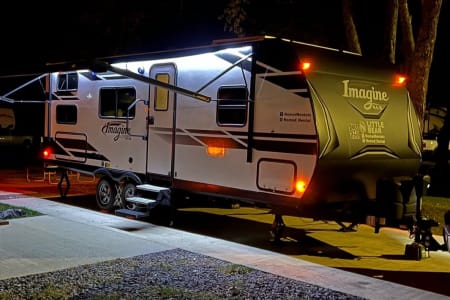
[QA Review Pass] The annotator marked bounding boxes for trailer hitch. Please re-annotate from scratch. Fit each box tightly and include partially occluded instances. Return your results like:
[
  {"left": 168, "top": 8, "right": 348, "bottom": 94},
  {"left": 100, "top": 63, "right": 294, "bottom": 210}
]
[{"left": 405, "top": 216, "right": 445, "bottom": 260}]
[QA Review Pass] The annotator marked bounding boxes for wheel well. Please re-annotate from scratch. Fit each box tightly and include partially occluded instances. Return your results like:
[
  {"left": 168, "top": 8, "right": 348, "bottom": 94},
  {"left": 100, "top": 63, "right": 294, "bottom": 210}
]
[{"left": 93, "top": 168, "right": 142, "bottom": 185}]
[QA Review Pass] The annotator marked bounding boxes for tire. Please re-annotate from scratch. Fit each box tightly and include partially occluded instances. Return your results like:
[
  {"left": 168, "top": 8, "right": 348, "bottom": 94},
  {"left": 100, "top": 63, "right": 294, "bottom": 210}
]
[
  {"left": 442, "top": 225, "right": 450, "bottom": 252},
  {"left": 122, "top": 182, "right": 137, "bottom": 210},
  {"left": 96, "top": 177, "right": 116, "bottom": 211},
  {"left": 445, "top": 210, "right": 450, "bottom": 252}
]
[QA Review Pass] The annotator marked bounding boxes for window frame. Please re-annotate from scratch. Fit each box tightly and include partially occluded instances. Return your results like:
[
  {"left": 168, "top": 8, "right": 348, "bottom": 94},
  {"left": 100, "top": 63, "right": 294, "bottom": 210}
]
[{"left": 57, "top": 72, "right": 78, "bottom": 92}]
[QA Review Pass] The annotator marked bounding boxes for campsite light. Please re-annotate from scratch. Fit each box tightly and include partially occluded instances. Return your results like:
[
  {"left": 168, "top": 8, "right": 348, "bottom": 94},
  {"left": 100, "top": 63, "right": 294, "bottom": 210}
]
[
  {"left": 295, "top": 180, "right": 306, "bottom": 193},
  {"left": 206, "top": 146, "right": 225, "bottom": 157},
  {"left": 393, "top": 74, "right": 407, "bottom": 87}
]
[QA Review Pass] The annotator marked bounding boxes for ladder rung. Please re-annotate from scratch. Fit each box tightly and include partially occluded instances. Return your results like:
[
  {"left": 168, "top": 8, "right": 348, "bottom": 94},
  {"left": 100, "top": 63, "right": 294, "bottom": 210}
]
[
  {"left": 126, "top": 196, "right": 156, "bottom": 205},
  {"left": 136, "top": 184, "right": 169, "bottom": 193},
  {"left": 115, "top": 208, "right": 149, "bottom": 218}
]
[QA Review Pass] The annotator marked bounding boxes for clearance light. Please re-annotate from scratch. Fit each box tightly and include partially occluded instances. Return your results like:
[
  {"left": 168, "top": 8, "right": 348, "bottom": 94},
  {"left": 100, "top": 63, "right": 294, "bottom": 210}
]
[
  {"left": 299, "top": 59, "right": 312, "bottom": 72},
  {"left": 206, "top": 146, "right": 225, "bottom": 157},
  {"left": 296, "top": 180, "right": 306, "bottom": 193},
  {"left": 393, "top": 74, "right": 407, "bottom": 87},
  {"left": 42, "top": 147, "right": 52, "bottom": 159}
]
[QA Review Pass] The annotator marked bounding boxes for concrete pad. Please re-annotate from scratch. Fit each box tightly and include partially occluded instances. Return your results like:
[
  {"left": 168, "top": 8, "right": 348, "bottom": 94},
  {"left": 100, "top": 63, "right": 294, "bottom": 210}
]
[{"left": 0, "top": 192, "right": 448, "bottom": 300}]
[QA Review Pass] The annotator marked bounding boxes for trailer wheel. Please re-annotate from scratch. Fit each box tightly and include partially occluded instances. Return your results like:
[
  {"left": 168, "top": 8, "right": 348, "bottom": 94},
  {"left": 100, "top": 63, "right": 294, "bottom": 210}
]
[
  {"left": 96, "top": 177, "right": 116, "bottom": 211},
  {"left": 122, "top": 182, "right": 137, "bottom": 210}
]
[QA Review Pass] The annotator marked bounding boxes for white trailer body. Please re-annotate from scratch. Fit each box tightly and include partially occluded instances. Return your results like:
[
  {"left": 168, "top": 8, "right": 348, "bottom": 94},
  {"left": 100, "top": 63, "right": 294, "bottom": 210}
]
[{"left": 40, "top": 36, "right": 422, "bottom": 229}]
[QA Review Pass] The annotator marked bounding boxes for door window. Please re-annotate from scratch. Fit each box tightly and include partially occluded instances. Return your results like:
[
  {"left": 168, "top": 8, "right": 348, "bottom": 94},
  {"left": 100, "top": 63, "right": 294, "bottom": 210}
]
[{"left": 154, "top": 73, "right": 170, "bottom": 111}]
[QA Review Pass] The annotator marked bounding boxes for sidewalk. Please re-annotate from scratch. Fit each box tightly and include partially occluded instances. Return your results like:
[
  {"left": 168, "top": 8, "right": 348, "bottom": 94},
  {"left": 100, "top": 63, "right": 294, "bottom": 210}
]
[{"left": 1, "top": 191, "right": 448, "bottom": 300}]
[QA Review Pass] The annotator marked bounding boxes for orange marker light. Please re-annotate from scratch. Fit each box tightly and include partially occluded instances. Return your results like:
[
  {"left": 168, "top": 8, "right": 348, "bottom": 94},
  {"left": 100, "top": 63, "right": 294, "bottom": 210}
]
[
  {"left": 296, "top": 180, "right": 306, "bottom": 193},
  {"left": 300, "top": 60, "right": 312, "bottom": 72},
  {"left": 393, "top": 74, "right": 407, "bottom": 87},
  {"left": 206, "top": 146, "right": 225, "bottom": 157}
]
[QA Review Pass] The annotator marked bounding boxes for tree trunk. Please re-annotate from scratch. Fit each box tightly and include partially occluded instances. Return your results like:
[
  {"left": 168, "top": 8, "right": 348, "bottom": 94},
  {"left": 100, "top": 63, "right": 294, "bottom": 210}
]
[
  {"left": 398, "top": 0, "right": 442, "bottom": 129},
  {"left": 398, "top": 0, "right": 415, "bottom": 72},
  {"left": 342, "top": 0, "right": 361, "bottom": 54},
  {"left": 383, "top": 0, "right": 398, "bottom": 64},
  {"left": 407, "top": 0, "right": 442, "bottom": 123}
]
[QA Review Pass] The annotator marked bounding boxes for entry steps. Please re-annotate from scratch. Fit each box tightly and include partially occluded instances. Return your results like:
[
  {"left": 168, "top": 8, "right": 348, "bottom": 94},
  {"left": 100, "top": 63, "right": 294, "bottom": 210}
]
[{"left": 115, "top": 184, "right": 170, "bottom": 220}]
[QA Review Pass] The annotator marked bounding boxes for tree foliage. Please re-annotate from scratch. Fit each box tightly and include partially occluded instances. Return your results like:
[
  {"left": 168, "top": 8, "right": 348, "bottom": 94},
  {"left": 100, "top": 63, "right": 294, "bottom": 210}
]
[
  {"left": 220, "top": 0, "right": 250, "bottom": 37},
  {"left": 221, "top": 0, "right": 442, "bottom": 125}
]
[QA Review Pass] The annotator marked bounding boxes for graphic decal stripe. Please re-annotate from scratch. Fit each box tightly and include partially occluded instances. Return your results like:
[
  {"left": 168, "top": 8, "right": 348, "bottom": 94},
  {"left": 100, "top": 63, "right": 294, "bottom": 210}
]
[
  {"left": 251, "top": 139, "right": 317, "bottom": 155},
  {"left": 56, "top": 137, "right": 97, "bottom": 151},
  {"left": 175, "top": 135, "right": 203, "bottom": 146},
  {"left": 164, "top": 127, "right": 319, "bottom": 155},
  {"left": 254, "top": 64, "right": 274, "bottom": 74},
  {"left": 185, "top": 129, "right": 228, "bottom": 135},
  {"left": 258, "top": 73, "right": 308, "bottom": 90},
  {"left": 51, "top": 92, "right": 80, "bottom": 100},
  {"left": 169, "top": 128, "right": 308, "bottom": 139},
  {"left": 172, "top": 134, "right": 316, "bottom": 154},
  {"left": 215, "top": 52, "right": 252, "bottom": 72},
  {"left": 228, "top": 131, "right": 317, "bottom": 140},
  {"left": 70, "top": 151, "right": 109, "bottom": 161}
]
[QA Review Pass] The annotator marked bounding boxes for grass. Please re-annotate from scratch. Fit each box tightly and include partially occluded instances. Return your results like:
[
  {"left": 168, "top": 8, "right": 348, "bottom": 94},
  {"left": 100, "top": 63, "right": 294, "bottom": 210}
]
[
  {"left": 220, "top": 263, "right": 253, "bottom": 275},
  {"left": 0, "top": 202, "right": 42, "bottom": 218},
  {"left": 422, "top": 196, "right": 450, "bottom": 236}
]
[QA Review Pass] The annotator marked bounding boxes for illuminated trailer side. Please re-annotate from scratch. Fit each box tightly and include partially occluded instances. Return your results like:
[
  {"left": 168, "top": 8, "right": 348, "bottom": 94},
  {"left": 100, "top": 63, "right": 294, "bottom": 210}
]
[{"left": 22, "top": 36, "right": 435, "bottom": 252}]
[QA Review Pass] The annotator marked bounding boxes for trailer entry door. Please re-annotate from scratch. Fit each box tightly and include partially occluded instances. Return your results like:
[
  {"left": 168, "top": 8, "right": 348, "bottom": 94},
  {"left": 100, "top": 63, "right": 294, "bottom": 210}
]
[{"left": 147, "top": 64, "right": 176, "bottom": 178}]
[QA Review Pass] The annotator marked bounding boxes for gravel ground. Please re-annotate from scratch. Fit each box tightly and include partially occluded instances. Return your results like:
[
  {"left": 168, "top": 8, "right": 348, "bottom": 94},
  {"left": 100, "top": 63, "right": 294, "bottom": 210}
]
[{"left": 0, "top": 248, "right": 364, "bottom": 300}]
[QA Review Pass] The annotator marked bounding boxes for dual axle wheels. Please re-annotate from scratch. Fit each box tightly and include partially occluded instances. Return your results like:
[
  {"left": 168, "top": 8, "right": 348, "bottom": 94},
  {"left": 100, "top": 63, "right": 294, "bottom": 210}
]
[{"left": 95, "top": 177, "right": 136, "bottom": 211}]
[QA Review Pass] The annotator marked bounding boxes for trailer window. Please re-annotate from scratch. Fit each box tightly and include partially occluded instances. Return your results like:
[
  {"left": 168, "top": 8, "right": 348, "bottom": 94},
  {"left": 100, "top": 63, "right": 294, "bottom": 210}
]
[
  {"left": 154, "top": 73, "right": 169, "bottom": 111},
  {"left": 57, "top": 73, "right": 78, "bottom": 91},
  {"left": 217, "top": 86, "right": 248, "bottom": 126},
  {"left": 99, "top": 87, "right": 136, "bottom": 118},
  {"left": 56, "top": 105, "right": 77, "bottom": 124}
]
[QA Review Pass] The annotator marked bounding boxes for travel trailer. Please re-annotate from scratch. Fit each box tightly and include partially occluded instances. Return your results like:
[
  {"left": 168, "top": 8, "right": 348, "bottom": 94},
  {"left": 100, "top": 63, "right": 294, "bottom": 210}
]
[{"left": 2, "top": 36, "right": 444, "bottom": 252}]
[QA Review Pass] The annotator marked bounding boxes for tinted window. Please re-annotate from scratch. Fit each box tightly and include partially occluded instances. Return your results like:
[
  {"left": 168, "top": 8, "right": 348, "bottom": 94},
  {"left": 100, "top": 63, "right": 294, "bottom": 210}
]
[
  {"left": 154, "top": 73, "right": 170, "bottom": 111},
  {"left": 57, "top": 73, "right": 78, "bottom": 91},
  {"left": 99, "top": 87, "right": 136, "bottom": 118},
  {"left": 217, "top": 86, "right": 248, "bottom": 126},
  {"left": 56, "top": 105, "right": 77, "bottom": 124}
]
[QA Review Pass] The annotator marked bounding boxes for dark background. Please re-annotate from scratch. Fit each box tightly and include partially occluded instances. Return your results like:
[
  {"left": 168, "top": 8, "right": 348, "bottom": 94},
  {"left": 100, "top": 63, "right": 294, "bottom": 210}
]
[
  {"left": 0, "top": 1, "right": 448, "bottom": 166},
  {"left": 0, "top": 1, "right": 447, "bottom": 101},
  {"left": 0, "top": 1, "right": 230, "bottom": 75}
]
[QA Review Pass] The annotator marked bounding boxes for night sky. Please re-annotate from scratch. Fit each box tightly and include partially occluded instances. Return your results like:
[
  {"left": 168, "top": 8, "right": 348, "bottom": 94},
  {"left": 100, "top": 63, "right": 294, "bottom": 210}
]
[
  {"left": 0, "top": 1, "right": 230, "bottom": 74},
  {"left": 0, "top": 1, "right": 447, "bottom": 104}
]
